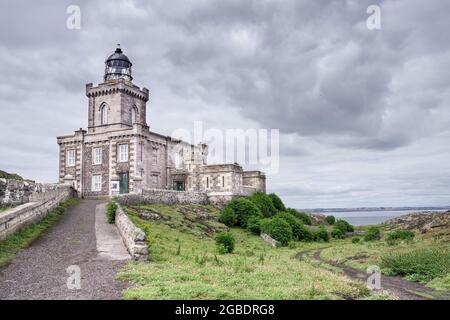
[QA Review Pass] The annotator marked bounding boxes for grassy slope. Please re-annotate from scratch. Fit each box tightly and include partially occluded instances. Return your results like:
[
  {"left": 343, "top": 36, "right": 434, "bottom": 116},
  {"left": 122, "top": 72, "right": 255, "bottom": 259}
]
[
  {"left": 0, "top": 198, "right": 79, "bottom": 267},
  {"left": 320, "top": 226, "right": 450, "bottom": 290},
  {"left": 118, "top": 204, "right": 392, "bottom": 300}
]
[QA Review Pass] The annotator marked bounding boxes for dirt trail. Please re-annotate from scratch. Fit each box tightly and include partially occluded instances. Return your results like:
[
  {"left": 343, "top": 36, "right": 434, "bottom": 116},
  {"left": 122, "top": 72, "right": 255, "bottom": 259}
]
[{"left": 297, "top": 249, "right": 449, "bottom": 300}]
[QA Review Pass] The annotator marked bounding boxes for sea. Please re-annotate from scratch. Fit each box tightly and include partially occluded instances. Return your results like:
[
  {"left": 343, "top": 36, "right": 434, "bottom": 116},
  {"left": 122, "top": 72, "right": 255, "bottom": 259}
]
[{"left": 311, "top": 209, "right": 449, "bottom": 226}]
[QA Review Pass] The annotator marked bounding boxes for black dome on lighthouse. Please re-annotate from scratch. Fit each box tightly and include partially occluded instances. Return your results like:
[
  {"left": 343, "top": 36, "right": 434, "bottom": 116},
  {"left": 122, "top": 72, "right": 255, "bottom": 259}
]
[{"left": 104, "top": 45, "right": 133, "bottom": 82}]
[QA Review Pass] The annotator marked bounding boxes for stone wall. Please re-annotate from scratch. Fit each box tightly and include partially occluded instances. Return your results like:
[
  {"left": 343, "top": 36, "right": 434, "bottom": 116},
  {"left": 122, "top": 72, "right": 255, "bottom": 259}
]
[
  {"left": 115, "top": 204, "right": 148, "bottom": 260},
  {"left": 117, "top": 189, "right": 208, "bottom": 206},
  {"left": 0, "top": 179, "right": 65, "bottom": 207},
  {"left": 0, "top": 185, "right": 73, "bottom": 240}
]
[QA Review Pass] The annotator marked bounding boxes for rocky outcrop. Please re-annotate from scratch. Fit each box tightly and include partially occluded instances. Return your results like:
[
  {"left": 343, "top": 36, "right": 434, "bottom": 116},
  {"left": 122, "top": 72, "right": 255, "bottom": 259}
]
[
  {"left": 309, "top": 213, "right": 329, "bottom": 226},
  {"left": 385, "top": 211, "right": 450, "bottom": 233}
]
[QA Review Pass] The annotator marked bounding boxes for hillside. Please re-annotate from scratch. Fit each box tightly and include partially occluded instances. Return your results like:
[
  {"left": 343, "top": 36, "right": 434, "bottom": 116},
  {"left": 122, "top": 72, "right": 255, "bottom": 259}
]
[{"left": 118, "top": 204, "right": 391, "bottom": 300}]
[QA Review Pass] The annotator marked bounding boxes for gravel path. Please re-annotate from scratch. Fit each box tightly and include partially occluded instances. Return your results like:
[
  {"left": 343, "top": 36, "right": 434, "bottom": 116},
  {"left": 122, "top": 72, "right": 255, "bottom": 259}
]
[{"left": 0, "top": 199, "right": 130, "bottom": 300}]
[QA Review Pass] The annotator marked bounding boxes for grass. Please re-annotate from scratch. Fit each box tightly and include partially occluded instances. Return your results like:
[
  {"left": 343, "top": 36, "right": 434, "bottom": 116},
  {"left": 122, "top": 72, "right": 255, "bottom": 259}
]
[
  {"left": 320, "top": 226, "right": 450, "bottom": 291},
  {"left": 118, "top": 204, "right": 389, "bottom": 300},
  {"left": 0, "top": 197, "right": 79, "bottom": 267}
]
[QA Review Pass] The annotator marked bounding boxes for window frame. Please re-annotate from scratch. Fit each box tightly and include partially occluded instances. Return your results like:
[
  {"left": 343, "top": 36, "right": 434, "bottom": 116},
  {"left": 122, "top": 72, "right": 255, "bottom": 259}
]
[
  {"left": 101, "top": 105, "right": 108, "bottom": 125},
  {"left": 93, "top": 147, "right": 102, "bottom": 165},
  {"left": 91, "top": 174, "right": 102, "bottom": 192},
  {"left": 118, "top": 144, "right": 129, "bottom": 162},
  {"left": 66, "top": 149, "right": 76, "bottom": 167}
]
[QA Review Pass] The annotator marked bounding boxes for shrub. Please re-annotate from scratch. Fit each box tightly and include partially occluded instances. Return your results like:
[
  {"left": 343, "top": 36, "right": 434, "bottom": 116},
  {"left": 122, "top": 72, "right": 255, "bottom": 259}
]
[
  {"left": 331, "top": 228, "right": 345, "bottom": 239},
  {"left": 334, "top": 220, "right": 354, "bottom": 233},
  {"left": 387, "top": 230, "right": 415, "bottom": 242},
  {"left": 249, "top": 192, "right": 277, "bottom": 218},
  {"left": 381, "top": 248, "right": 450, "bottom": 282},
  {"left": 326, "top": 215, "right": 336, "bottom": 225},
  {"left": 313, "top": 226, "right": 330, "bottom": 242},
  {"left": 215, "top": 232, "right": 235, "bottom": 254},
  {"left": 246, "top": 216, "right": 262, "bottom": 235},
  {"left": 220, "top": 198, "right": 261, "bottom": 228},
  {"left": 260, "top": 217, "right": 293, "bottom": 246},
  {"left": 219, "top": 206, "right": 238, "bottom": 227},
  {"left": 278, "top": 212, "right": 312, "bottom": 241},
  {"left": 268, "top": 193, "right": 286, "bottom": 212},
  {"left": 106, "top": 201, "right": 118, "bottom": 224},
  {"left": 285, "top": 208, "right": 312, "bottom": 225},
  {"left": 352, "top": 237, "right": 361, "bottom": 244},
  {"left": 364, "top": 226, "right": 381, "bottom": 241}
]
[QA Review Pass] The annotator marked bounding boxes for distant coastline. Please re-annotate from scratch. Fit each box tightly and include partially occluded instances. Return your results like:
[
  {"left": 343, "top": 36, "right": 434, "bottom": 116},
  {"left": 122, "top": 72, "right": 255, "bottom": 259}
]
[{"left": 301, "top": 207, "right": 450, "bottom": 226}]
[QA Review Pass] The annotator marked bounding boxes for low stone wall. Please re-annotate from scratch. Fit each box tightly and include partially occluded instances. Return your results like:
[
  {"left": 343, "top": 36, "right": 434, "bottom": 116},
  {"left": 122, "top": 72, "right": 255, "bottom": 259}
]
[
  {"left": 115, "top": 204, "right": 148, "bottom": 260},
  {"left": 0, "top": 179, "right": 59, "bottom": 207},
  {"left": 117, "top": 189, "right": 208, "bottom": 206},
  {"left": 0, "top": 185, "right": 73, "bottom": 240}
]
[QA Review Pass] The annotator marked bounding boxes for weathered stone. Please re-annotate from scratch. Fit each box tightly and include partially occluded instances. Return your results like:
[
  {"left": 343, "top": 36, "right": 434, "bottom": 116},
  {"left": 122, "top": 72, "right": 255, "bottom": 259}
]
[
  {"left": 260, "top": 233, "right": 278, "bottom": 247},
  {"left": 385, "top": 211, "right": 450, "bottom": 233}
]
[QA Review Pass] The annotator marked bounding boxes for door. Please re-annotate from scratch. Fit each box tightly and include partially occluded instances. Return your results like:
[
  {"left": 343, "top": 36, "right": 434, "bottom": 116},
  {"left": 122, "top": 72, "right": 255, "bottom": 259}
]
[
  {"left": 176, "top": 181, "right": 185, "bottom": 191},
  {"left": 119, "top": 172, "right": 129, "bottom": 194}
]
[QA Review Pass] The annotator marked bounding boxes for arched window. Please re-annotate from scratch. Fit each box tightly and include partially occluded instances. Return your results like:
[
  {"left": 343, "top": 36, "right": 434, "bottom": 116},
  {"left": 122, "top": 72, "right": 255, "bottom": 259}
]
[
  {"left": 100, "top": 104, "right": 108, "bottom": 125},
  {"left": 131, "top": 106, "right": 138, "bottom": 124}
]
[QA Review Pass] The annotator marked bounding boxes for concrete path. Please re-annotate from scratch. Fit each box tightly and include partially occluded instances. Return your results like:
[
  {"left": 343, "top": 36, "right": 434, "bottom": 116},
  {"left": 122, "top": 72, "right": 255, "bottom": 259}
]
[{"left": 0, "top": 199, "right": 131, "bottom": 300}]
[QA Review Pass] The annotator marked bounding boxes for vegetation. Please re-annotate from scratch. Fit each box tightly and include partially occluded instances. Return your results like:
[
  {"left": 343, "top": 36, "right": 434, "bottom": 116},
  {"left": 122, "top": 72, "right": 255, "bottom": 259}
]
[
  {"left": 268, "top": 193, "right": 286, "bottom": 212},
  {"left": 219, "top": 198, "right": 261, "bottom": 228},
  {"left": 0, "top": 198, "right": 79, "bottom": 267},
  {"left": 0, "top": 170, "right": 24, "bottom": 181},
  {"left": 381, "top": 248, "right": 449, "bottom": 283},
  {"left": 364, "top": 226, "right": 381, "bottom": 241},
  {"left": 313, "top": 226, "right": 330, "bottom": 242},
  {"left": 119, "top": 203, "right": 377, "bottom": 300},
  {"left": 249, "top": 192, "right": 277, "bottom": 218},
  {"left": 106, "top": 201, "right": 118, "bottom": 224},
  {"left": 260, "top": 217, "right": 293, "bottom": 246},
  {"left": 326, "top": 215, "right": 336, "bottom": 225},
  {"left": 334, "top": 220, "right": 354, "bottom": 233},
  {"left": 286, "top": 208, "right": 312, "bottom": 225},
  {"left": 215, "top": 232, "right": 235, "bottom": 254},
  {"left": 352, "top": 237, "right": 361, "bottom": 244},
  {"left": 387, "top": 230, "right": 415, "bottom": 242},
  {"left": 331, "top": 228, "right": 345, "bottom": 239}
]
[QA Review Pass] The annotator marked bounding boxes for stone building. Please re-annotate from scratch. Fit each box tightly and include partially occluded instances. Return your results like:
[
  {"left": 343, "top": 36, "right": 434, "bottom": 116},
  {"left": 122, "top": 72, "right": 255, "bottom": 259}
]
[{"left": 57, "top": 46, "right": 266, "bottom": 199}]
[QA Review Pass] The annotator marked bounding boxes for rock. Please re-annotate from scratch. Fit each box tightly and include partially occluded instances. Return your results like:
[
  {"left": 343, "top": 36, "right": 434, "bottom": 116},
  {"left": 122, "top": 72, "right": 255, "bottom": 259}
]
[
  {"left": 309, "top": 213, "right": 329, "bottom": 226},
  {"left": 260, "top": 233, "right": 278, "bottom": 247},
  {"left": 385, "top": 211, "right": 450, "bottom": 233}
]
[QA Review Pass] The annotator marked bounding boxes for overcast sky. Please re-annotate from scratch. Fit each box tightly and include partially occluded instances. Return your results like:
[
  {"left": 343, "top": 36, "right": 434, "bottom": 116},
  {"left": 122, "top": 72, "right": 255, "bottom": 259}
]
[{"left": 1, "top": 0, "right": 450, "bottom": 208}]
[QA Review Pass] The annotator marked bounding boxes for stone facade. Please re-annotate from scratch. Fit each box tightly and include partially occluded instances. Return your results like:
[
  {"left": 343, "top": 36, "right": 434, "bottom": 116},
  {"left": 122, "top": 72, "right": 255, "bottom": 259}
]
[
  {"left": 57, "top": 47, "right": 266, "bottom": 200},
  {"left": 115, "top": 204, "right": 148, "bottom": 260}
]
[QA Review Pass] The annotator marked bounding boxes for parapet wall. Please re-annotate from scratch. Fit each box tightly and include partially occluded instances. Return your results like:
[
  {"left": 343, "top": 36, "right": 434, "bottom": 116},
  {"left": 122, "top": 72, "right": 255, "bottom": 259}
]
[
  {"left": 117, "top": 189, "right": 209, "bottom": 206},
  {"left": 0, "top": 179, "right": 62, "bottom": 207},
  {"left": 0, "top": 185, "right": 73, "bottom": 240},
  {"left": 115, "top": 205, "right": 148, "bottom": 260}
]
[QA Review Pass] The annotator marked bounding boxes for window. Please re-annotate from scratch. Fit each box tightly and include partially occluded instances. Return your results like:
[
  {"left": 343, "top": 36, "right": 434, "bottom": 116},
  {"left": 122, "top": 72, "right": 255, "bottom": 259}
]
[
  {"left": 66, "top": 150, "right": 75, "bottom": 167},
  {"left": 93, "top": 147, "right": 102, "bottom": 165},
  {"left": 118, "top": 144, "right": 128, "bottom": 162},
  {"left": 222, "top": 176, "right": 225, "bottom": 187},
  {"left": 152, "top": 148, "right": 158, "bottom": 164},
  {"left": 92, "top": 175, "right": 102, "bottom": 191},
  {"left": 206, "top": 177, "right": 209, "bottom": 189},
  {"left": 101, "top": 104, "right": 108, "bottom": 125},
  {"left": 131, "top": 106, "right": 137, "bottom": 124},
  {"left": 174, "top": 152, "right": 182, "bottom": 169}
]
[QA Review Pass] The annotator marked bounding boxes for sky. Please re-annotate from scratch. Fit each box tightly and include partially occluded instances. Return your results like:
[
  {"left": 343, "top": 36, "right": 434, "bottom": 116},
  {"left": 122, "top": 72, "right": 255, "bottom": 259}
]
[{"left": 1, "top": 0, "right": 450, "bottom": 209}]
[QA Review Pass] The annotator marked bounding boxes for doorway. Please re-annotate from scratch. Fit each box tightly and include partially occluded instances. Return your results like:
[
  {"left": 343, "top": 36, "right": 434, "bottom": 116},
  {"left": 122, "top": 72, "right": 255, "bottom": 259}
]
[
  {"left": 175, "top": 181, "right": 185, "bottom": 191},
  {"left": 119, "top": 172, "right": 129, "bottom": 194}
]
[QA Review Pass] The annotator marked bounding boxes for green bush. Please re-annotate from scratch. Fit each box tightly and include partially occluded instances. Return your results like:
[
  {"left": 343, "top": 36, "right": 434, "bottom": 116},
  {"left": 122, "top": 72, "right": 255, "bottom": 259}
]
[
  {"left": 326, "top": 215, "right": 336, "bottom": 225},
  {"left": 249, "top": 192, "right": 277, "bottom": 218},
  {"left": 260, "top": 217, "right": 293, "bottom": 246},
  {"left": 381, "top": 248, "right": 450, "bottom": 282},
  {"left": 352, "top": 237, "right": 360, "bottom": 244},
  {"left": 331, "top": 228, "right": 345, "bottom": 239},
  {"left": 106, "top": 201, "right": 118, "bottom": 224},
  {"left": 268, "top": 193, "right": 286, "bottom": 212},
  {"left": 334, "top": 220, "right": 354, "bottom": 233},
  {"left": 246, "top": 216, "right": 262, "bottom": 235},
  {"left": 285, "top": 208, "right": 312, "bottom": 225},
  {"left": 364, "top": 226, "right": 381, "bottom": 241},
  {"left": 313, "top": 226, "right": 329, "bottom": 242},
  {"left": 278, "top": 212, "right": 313, "bottom": 241},
  {"left": 215, "top": 232, "right": 235, "bottom": 254},
  {"left": 219, "top": 206, "right": 238, "bottom": 227},
  {"left": 220, "top": 198, "right": 261, "bottom": 228},
  {"left": 387, "top": 230, "right": 415, "bottom": 241}
]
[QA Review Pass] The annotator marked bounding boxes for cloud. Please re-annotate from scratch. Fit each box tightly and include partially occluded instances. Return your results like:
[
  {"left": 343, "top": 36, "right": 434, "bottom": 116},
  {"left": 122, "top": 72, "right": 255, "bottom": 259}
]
[{"left": 0, "top": 0, "right": 450, "bottom": 208}]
